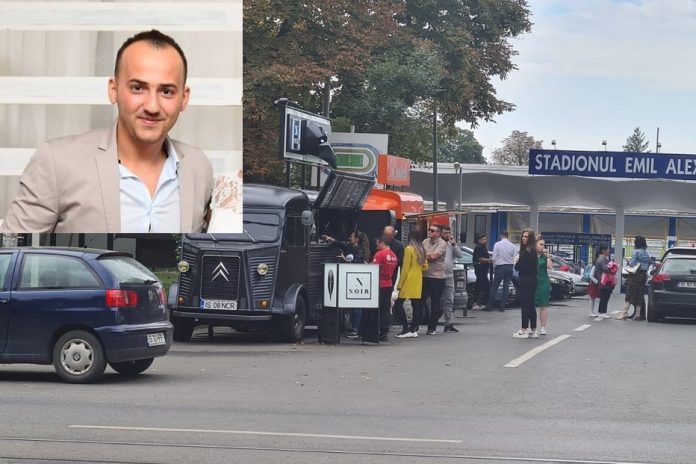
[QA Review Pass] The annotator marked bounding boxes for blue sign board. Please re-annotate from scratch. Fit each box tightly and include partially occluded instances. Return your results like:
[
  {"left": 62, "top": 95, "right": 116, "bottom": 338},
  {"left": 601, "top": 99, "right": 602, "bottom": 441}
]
[
  {"left": 541, "top": 232, "right": 612, "bottom": 247},
  {"left": 529, "top": 149, "right": 696, "bottom": 180}
]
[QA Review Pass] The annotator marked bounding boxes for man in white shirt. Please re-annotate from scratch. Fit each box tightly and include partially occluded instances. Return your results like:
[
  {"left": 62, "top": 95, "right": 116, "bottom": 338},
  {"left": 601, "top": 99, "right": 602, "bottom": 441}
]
[{"left": 488, "top": 230, "right": 517, "bottom": 311}]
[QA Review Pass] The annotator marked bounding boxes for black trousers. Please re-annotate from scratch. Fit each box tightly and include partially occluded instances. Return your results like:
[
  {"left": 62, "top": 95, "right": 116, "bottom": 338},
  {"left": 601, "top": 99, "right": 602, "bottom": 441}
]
[
  {"left": 422, "top": 277, "right": 445, "bottom": 332},
  {"left": 519, "top": 277, "right": 537, "bottom": 330},
  {"left": 472, "top": 267, "right": 490, "bottom": 306},
  {"left": 379, "top": 286, "right": 393, "bottom": 335},
  {"left": 393, "top": 297, "right": 424, "bottom": 333},
  {"left": 598, "top": 286, "right": 613, "bottom": 314}
]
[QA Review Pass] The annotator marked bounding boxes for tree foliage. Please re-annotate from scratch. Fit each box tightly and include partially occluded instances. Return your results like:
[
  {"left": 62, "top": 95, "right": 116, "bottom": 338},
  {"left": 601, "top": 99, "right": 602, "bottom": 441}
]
[
  {"left": 243, "top": 0, "right": 532, "bottom": 181},
  {"left": 491, "top": 130, "right": 542, "bottom": 166},
  {"left": 438, "top": 128, "right": 485, "bottom": 164},
  {"left": 623, "top": 127, "right": 651, "bottom": 153}
]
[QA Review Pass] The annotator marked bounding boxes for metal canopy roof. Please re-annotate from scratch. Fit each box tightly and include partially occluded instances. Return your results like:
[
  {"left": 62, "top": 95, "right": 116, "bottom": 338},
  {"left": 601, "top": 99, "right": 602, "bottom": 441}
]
[{"left": 409, "top": 165, "right": 696, "bottom": 215}]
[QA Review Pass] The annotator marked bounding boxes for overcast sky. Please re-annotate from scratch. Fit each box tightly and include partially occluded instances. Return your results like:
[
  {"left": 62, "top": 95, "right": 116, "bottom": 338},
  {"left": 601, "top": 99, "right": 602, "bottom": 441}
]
[{"left": 470, "top": 0, "right": 696, "bottom": 162}]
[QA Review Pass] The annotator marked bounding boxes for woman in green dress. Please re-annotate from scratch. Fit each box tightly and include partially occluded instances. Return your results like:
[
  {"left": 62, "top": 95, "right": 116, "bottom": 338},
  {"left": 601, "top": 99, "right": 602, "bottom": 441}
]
[{"left": 535, "top": 238, "right": 553, "bottom": 335}]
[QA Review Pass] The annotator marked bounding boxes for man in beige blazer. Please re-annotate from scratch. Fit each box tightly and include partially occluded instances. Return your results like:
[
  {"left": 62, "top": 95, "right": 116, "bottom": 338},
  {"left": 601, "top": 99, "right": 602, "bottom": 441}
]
[{"left": 1, "top": 30, "right": 213, "bottom": 233}]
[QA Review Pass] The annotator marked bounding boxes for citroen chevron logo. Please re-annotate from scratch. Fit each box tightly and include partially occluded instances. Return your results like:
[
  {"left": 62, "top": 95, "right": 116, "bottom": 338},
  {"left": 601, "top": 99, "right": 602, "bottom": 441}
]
[{"left": 211, "top": 262, "right": 230, "bottom": 282}]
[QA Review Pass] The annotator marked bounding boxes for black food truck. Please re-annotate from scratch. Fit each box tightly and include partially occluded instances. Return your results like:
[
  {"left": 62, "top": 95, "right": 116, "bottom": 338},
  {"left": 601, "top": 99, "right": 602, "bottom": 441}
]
[{"left": 168, "top": 171, "right": 375, "bottom": 342}]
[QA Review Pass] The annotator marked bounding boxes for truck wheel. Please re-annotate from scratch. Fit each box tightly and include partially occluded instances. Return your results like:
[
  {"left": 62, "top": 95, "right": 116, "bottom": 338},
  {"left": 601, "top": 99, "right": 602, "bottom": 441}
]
[
  {"left": 172, "top": 317, "right": 194, "bottom": 342},
  {"left": 273, "top": 296, "right": 306, "bottom": 342},
  {"left": 52, "top": 330, "right": 107, "bottom": 384},
  {"left": 109, "top": 358, "right": 154, "bottom": 375}
]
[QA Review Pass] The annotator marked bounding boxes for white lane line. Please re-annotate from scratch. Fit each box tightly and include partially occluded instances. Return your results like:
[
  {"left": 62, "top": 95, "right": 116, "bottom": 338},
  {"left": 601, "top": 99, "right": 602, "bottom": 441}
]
[
  {"left": 504, "top": 335, "right": 571, "bottom": 368},
  {"left": 69, "top": 425, "right": 461, "bottom": 444},
  {"left": 574, "top": 324, "right": 592, "bottom": 332}
]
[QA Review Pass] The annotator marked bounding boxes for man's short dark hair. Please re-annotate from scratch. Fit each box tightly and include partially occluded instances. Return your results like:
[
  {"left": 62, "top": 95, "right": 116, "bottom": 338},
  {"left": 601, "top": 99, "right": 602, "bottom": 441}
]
[
  {"left": 114, "top": 29, "right": 188, "bottom": 83},
  {"left": 442, "top": 225, "right": 451, "bottom": 232},
  {"left": 501, "top": 230, "right": 509, "bottom": 238},
  {"left": 430, "top": 224, "right": 443, "bottom": 232},
  {"left": 377, "top": 235, "right": 389, "bottom": 246}
]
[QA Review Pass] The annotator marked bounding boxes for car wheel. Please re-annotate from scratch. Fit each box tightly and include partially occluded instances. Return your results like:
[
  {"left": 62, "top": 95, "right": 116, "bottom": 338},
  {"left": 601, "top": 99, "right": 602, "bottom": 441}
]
[
  {"left": 172, "top": 316, "right": 194, "bottom": 342},
  {"left": 273, "top": 296, "right": 306, "bottom": 342},
  {"left": 109, "top": 358, "right": 154, "bottom": 376},
  {"left": 52, "top": 330, "right": 107, "bottom": 384}
]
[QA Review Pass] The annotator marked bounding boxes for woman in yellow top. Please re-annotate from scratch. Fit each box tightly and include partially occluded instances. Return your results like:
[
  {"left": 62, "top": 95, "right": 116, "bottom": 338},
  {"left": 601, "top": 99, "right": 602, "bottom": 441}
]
[{"left": 393, "top": 230, "right": 429, "bottom": 338}]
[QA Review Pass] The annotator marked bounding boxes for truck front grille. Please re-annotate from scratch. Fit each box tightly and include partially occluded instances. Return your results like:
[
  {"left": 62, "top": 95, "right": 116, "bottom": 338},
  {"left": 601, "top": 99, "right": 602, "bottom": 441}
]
[{"left": 200, "top": 255, "right": 241, "bottom": 300}]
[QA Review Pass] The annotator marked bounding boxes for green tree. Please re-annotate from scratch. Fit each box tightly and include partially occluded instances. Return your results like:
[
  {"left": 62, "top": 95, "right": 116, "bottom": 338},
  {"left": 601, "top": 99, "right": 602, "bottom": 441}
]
[
  {"left": 243, "top": 0, "right": 533, "bottom": 180},
  {"left": 623, "top": 127, "right": 651, "bottom": 153},
  {"left": 491, "top": 130, "right": 542, "bottom": 166},
  {"left": 438, "top": 128, "right": 485, "bottom": 164}
]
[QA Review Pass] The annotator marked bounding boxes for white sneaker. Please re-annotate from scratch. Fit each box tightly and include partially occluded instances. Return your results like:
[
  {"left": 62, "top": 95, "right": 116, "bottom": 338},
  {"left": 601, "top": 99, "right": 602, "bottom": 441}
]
[
  {"left": 593, "top": 316, "right": 603, "bottom": 322},
  {"left": 513, "top": 330, "right": 529, "bottom": 339},
  {"left": 589, "top": 312, "right": 598, "bottom": 318},
  {"left": 601, "top": 314, "right": 612, "bottom": 319},
  {"left": 540, "top": 327, "right": 547, "bottom": 335},
  {"left": 530, "top": 331, "right": 539, "bottom": 339},
  {"left": 472, "top": 304, "right": 481, "bottom": 311},
  {"left": 409, "top": 331, "right": 419, "bottom": 338}
]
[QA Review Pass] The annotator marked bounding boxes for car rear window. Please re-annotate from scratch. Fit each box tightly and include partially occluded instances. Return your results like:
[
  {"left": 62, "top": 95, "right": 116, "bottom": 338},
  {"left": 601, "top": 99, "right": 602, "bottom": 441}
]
[
  {"left": 661, "top": 258, "right": 696, "bottom": 274},
  {"left": 98, "top": 256, "right": 159, "bottom": 285}
]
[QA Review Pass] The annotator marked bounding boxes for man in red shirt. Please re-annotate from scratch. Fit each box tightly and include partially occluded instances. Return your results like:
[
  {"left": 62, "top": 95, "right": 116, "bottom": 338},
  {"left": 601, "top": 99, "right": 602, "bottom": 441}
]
[{"left": 370, "top": 236, "right": 398, "bottom": 342}]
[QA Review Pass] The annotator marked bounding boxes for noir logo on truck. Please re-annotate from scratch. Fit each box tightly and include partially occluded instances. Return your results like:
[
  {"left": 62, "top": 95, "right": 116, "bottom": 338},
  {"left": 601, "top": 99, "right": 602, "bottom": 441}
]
[
  {"left": 211, "top": 262, "right": 230, "bottom": 282},
  {"left": 345, "top": 272, "right": 373, "bottom": 300}
]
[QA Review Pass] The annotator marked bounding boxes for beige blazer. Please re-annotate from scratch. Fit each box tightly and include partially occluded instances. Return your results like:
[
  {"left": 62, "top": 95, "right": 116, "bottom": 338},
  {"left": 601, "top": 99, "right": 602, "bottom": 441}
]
[{"left": 1, "top": 123, "right": 213, "bottom": 233}]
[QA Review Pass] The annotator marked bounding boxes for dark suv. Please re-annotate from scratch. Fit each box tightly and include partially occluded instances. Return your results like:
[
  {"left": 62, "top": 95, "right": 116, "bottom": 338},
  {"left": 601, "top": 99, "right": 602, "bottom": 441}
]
[{"left": 0, "top": 247, "right": 172, "bottom": 383}]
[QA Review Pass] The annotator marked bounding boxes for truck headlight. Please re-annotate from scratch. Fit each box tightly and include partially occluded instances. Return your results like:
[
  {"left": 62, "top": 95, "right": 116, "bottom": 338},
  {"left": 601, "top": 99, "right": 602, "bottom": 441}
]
[
  {"left": 177, "top": 260, "right": 190, "bottom": 273},
  {"left": 257, "top": 263, "right": 269, "bottom": 276}
]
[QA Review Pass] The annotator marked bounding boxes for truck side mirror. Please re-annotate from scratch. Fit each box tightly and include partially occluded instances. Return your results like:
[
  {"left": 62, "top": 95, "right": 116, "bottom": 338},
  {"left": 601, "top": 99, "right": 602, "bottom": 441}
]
[{"left": 301, "top": 210, "right": 314, "bottom": 227}]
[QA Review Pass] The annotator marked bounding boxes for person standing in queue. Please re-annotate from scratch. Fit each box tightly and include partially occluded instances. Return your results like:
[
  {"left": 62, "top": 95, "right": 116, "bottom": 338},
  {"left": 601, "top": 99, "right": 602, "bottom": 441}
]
[
  {"left": 471, "top": 233, "right": 492, "bottom": 310},
  {"left": 488, "top": 230, "right": 516, "bottom": 311},
  {"left": 535, "top": 237, "right": 553, "bottom": 335},
  {"left": 369, "top": 236, "right": 398, "bottom": 342},
  {"left": 616, "top": 236, "right": 651, "bottom": 321},
  {"left": 323, "top": 230, "right": 371, "bottom": 338},
  {"left": 422, "top": 224, "right": 448, "bottom": 335},
  {"left": 394, "top": 230, "right": 428, "bottom": 338},
  {"left": 594, "top": 244, "right": 614, "bottom": 321},
  {"left": 382, "top": 225, "right": 404, "bottom": 287},
  {"left": 513, "top": 229, "right": 538, "bottom": 339},
  {"left": 441, "top": 225, "right": 464, "bottom": 333}
]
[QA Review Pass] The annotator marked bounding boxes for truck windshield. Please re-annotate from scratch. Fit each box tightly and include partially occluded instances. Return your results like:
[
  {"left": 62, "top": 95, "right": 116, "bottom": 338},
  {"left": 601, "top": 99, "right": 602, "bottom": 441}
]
[{"left": 187, "top": 212, "right": 281, "bottom": 242}]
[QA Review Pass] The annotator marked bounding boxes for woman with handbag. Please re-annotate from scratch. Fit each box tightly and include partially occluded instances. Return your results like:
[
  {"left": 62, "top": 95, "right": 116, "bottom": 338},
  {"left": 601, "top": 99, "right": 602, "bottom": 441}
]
[
  {"left": 513, "top": 229, "right": 538, "bottom": 339},
  {"left": 616, "top": 236, "right": 651, "bottom": 321},
  {"left": 393, "top": 230, "right": 429, "bottom": 338},
  {"left": 594, "top": 244, "right": 614, "bottom": 321}
]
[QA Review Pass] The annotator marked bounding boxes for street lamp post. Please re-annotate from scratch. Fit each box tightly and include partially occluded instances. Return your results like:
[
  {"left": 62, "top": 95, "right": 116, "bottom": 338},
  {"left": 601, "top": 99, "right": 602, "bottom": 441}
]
[{"left": 432, "top": 107, "right": 438, "bottom": 212}]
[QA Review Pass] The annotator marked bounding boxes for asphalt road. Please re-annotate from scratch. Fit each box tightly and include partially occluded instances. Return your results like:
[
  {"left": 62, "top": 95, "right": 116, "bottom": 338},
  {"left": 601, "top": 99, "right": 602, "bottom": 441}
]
[{"left": 1, "top": 295, "right": 695, "bottom": 464}]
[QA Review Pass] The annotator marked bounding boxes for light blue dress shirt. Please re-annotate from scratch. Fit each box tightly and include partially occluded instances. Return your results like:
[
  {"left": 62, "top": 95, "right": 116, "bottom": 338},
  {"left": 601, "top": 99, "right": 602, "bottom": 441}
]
[{"left": 118, "top": 139, "right": 181, "bottom": 233}]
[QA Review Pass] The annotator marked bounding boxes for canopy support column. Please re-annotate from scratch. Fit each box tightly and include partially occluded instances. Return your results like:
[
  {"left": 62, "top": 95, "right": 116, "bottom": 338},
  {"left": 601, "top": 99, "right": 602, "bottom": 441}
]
[
  {"left": 614, "top": 208, "right": 625, "bottom": 295},
  {"left": 530, "top": 203, "right": 539, "bottom": 235}
]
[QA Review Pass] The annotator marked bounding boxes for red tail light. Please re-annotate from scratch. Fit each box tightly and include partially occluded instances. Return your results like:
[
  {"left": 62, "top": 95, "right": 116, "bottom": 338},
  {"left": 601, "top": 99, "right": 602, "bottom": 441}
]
[
  {"left": 105, "top": 289, "right": 138, "bottom": 308},
  {"left": 560, "top": 265, "right": 569, "bottom": 271},
  {"left": 652, "top": 273, "right": 671, "bottom": 284},
  {"left": 159, "top": 288, "right": 166, "bottom": 305}
]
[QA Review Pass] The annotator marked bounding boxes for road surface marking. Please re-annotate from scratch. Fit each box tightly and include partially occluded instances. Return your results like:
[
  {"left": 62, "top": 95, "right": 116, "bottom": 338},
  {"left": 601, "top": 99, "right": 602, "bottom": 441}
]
[
  {"left": 574, "top": 324, "right": 591, "bottom": 332},
  {"left": 69, "top": 425, "right": 461, "bottom": 444},
  {"left": 2, "top": 436, "right": 651, "bottom": 463},
  {"left": 504, "top": 335, "right": 571, "bottom": 368}
]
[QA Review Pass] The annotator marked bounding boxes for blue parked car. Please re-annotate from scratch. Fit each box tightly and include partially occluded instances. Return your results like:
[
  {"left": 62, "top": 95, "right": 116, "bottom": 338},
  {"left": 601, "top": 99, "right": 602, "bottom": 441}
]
[{"left": 0, "top": 247, "right": 172, "bottom": 383}]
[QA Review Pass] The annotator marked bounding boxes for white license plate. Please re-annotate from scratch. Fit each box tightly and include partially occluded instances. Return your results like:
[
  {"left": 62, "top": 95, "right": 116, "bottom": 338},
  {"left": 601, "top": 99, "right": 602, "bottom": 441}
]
[
  {"left": 146, "top": 333, "right": 166, "bottom": 347},
  {"left": 677, "top": 281, "right": 696, "bottom": 288},
  {"left": 201, "top": 299, "right": 237, "bottom": 310}
]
